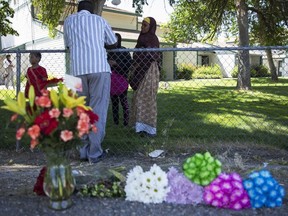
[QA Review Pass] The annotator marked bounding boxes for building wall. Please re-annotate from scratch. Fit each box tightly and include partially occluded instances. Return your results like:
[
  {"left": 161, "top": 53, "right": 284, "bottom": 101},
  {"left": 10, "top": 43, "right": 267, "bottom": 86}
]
[
  {"left": 104, "top": 11, "right": 138, "bottom": 31},
  {"left": 216, "top": 52, "right": 236, "bottom": 78},
  {"left": 263, "top": 54, "right": 288, "bottom": 77},
  {"left": 250, "top": 55, "right": 261, "bottom": 66},
  {"left": 161, "top": 49, "right": 174, "bottom": 80},
  {"left": 283, "top": 57, "right": 288, "bottom": 77}
]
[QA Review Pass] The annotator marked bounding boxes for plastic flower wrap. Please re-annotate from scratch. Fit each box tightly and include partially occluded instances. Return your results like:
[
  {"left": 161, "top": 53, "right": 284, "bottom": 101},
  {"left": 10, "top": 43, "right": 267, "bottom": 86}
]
[
  {"left": 204, "top": 173, "right": 251, "bottom": 210},
  {"left": 33, "top": 166, "right": 47, "bottom": 196},
  {"left": 165, "top": 167, "right": 203, "bottom": 204},
  {"left": 183, "top": 152, "right": 222, "bottom": 186},
  {"left": 125, "top": 164, "right": 170, "bottom": 204},
  {"left": 243, "top": 169, "right": 285, "bottom": 208}
]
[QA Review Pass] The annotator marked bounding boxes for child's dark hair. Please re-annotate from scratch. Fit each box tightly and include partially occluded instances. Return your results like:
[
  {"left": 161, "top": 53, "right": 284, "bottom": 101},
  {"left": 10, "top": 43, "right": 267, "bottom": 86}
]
[{"left": 30, "top": 52, "right": 42, "bottom": 60}]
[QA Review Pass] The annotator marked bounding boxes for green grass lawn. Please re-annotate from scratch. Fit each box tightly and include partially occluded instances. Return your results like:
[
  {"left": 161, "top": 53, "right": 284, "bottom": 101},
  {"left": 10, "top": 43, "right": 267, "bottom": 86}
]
[{"left": 1, "top": 77, "right": 288, "bottom": 154}]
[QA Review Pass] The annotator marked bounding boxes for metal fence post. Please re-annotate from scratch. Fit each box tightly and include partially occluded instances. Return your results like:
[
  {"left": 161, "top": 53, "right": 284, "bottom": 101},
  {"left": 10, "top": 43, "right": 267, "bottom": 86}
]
[
  {"left": 15, "top": 50, "right": 22, "bottom": 151},
  {"left": 16, "top": 50, "right": 21, "bottom": 96}
]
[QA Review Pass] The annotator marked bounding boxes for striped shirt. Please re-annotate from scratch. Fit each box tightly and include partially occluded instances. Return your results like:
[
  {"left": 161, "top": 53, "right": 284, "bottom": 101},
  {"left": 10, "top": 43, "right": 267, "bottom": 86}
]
[{"left": 64, "top": 10, "right": 117, "bottom": 76}]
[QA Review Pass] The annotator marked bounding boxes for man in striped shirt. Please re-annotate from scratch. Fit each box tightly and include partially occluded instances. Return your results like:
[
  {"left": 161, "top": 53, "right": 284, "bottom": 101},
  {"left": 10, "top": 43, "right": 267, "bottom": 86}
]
[{"left": 64, "top": 0, "right": 117, "bottom": 163}]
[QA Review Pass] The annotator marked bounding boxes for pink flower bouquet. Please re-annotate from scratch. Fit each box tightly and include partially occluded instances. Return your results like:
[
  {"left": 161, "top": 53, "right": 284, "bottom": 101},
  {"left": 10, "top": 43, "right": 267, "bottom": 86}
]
[
  {"left": 2, "top": 83, "right": 98, "bottom": 153},
  {"left": 203, "top": 173, "right": 251, "bottom": 210}
]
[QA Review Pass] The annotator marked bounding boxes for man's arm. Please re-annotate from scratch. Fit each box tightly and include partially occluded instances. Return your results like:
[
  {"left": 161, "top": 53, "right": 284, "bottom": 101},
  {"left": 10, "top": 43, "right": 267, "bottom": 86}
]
[
  {"left": 104, "top": 19, "right": 117, "bottom": 49},
  {"left": 105, "top": 43, "right": 117, "bottom": 50}
]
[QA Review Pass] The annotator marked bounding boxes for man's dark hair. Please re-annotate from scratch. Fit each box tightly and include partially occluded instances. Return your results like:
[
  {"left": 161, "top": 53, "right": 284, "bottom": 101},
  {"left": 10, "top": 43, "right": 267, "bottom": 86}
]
[
  {"left": 30, "top": 52, "right": 42, "bottom": 60},
  {"left": 6, "top": 55, "right": 11, "bottom": 58},
  {"left": 78, "top": 0, "right": 93, "bottom": 14}
]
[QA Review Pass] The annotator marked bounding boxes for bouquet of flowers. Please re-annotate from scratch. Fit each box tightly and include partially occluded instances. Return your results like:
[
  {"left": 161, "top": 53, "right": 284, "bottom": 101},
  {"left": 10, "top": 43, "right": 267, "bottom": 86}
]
[
  {"left": 1, "top": 83, "right": 98, "bottom": 153},
  {"left": 125, "top": 164, "right": 170, "bottom": 204}
]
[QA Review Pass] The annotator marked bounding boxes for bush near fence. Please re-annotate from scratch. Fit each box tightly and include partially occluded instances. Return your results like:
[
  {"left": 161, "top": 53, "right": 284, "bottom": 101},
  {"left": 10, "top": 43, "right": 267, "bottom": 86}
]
[
  {"left": 193, "top": 64, "right": 223, "bottom": 79},
  {"left": 175, "top": 64, "right": 223, "bottom": 80},
  {"left": 175, "top": 63, "right": 195, "bottom": 80},
  {"left": 231, "top": 64, "right": 270, "bottom": 78},
  {"left": 251, "top": 65, "right": 270, "bottom": 77}
]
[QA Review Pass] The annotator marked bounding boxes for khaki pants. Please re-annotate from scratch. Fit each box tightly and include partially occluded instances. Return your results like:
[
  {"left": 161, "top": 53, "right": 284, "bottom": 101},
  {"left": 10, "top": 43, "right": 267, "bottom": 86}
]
[
  {"left": 78, "top": 72, "right": 111, "bottom": 162},
  {"left": 4, "top": 69, "right": 14, "bottom": 89}
]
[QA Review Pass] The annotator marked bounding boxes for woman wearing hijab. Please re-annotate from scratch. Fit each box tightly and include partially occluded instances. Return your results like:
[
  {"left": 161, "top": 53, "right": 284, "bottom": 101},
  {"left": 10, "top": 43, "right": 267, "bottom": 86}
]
[{"left": 130, "top": 17, "right": 161, "bottom": 137}]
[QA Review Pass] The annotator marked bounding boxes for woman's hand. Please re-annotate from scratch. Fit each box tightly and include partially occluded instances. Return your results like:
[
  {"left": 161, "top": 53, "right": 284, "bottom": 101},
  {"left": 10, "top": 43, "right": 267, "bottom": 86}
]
[
  {"left": 131, "top": 63, "right": 139, "bottom": 70},
  {"left": 108, "top": 60, "right": 117, "bottom": 67}
]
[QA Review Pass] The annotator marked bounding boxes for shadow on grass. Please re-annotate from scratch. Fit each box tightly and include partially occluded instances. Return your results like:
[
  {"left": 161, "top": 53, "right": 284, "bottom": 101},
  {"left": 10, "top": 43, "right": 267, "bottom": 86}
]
[{"left": 105, "top": 82, "right": 288, "bottom": 154}]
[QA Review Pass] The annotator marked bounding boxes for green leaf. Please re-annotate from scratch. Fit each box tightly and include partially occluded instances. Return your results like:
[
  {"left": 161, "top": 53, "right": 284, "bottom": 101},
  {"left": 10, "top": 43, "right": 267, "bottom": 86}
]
[{"left": 108, "top": 168, "right": 126, "bottom": 182}]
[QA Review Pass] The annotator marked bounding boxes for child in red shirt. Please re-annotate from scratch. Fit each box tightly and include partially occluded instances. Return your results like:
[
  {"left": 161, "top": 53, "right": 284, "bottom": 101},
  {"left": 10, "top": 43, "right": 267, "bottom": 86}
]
[{"left": 25, "top": 52, "right": 48, "bottom": 97}]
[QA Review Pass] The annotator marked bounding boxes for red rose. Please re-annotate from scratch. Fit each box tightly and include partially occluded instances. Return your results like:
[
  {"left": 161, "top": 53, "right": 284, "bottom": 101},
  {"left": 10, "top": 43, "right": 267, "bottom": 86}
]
[
  {"left": 85, "top": 110, "right": 99, "bottom": 124},
  {"left": 34, "top": 110, "right": 58, "bottom": 135}
]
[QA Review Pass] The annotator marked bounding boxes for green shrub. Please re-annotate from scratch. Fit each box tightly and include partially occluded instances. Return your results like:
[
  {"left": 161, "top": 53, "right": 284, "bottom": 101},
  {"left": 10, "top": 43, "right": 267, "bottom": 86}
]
[
  {"left": 160, "top": 68, "right": 167, "bottom": 81},
  {"left": 20, "top": 74, "right": 26, "bottom": 83},
  {"left": 232, "top": 65, "right": 270, "bottom": 78},
  {"left": 193, "top": 64, "right": 222, "bottom": 79},
  {"left": 231, "top": 66, "right": 238, "bottom": 78},
  {"left": 175, "top": 63, "right": 195, "bottom": 80},
  {"left": 250, "top": 65, "right": 270, "bottom": 77}
]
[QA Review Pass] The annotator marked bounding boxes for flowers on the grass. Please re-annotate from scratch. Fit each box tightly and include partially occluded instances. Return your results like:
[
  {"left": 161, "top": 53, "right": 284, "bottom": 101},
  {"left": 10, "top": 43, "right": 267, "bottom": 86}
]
[
  {"left": 183, "top": 152, "right": 222, "bottom": 186},
  {"left": 125, "top": 164, "right": 170, "bottom": 204},
  {"left": 165, "top": 167, "right": 203, "bottom": 204},
  {"left": 243, "top": 170, "right": 285, "bottom": 208},
  {"left": 1, "top": 83, "right": 98, "bottom": 153},
  {"left": 203, "top": 173, "right": 251, "bottom": 210}
]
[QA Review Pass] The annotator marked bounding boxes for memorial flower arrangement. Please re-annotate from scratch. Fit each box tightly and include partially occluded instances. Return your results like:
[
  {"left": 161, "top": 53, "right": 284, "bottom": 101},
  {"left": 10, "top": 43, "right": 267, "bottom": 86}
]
[
  {"left": 243, "top": 170, "right": 285, "bottom": 208},
  {"left": 165, "top": 167, "right": 203, "bottom": 204},
  {"left": 1, "top": 83, "right": 98, "bottom": 153},
  {"left": 203, "top": 173, "right": 251, "bottom": 210},
  {"left": 124, "top": 164, "right": 170, "bottom": 204},
  {"left": 2, "top": 83, "right": 100, "bottom": 209},
  {"left": 122, "top": 152, "right": 285, "bottom": 211},
  {"left": 183, "top": 152, "right": 222, "bottom": 186}
]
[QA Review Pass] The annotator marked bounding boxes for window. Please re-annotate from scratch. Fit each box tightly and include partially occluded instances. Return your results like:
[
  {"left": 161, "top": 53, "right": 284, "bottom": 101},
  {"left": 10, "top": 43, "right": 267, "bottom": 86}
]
[
  {"left": 201, "top": 55, "right": 209, "bottom": 66},
  {"left": 278, "top": 60, "right": 283, "bottom": 76}
]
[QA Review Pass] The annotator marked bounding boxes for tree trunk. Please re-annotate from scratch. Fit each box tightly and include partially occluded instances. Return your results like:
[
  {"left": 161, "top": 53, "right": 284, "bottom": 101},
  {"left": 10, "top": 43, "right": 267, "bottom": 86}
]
[
  {"left": 91, "top": 0, "right": 106, "bottom": 15},
  {"left": 235, "top": 0, "right": 251, "bottom": 90},
  {"left": 265, "top": 49, "right": 278, "bottom": 81}
]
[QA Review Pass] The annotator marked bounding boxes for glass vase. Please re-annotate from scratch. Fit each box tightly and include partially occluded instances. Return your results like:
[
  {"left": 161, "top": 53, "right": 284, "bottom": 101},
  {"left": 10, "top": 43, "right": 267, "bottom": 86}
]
[{"left": 43, "top": 153, "right": 75, "bottom": 210}]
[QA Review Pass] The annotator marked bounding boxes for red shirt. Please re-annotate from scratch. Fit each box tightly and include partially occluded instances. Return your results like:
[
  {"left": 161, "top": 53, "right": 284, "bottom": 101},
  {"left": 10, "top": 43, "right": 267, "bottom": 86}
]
[{"left": 25, "top": 66, "right": 48, "bottom": 97}]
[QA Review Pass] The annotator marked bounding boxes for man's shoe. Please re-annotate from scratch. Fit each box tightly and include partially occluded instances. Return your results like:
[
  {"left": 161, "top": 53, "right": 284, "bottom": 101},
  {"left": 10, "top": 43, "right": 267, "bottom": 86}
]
[{"left": 88, "top": 151, "right": 107, "bottom": 164}]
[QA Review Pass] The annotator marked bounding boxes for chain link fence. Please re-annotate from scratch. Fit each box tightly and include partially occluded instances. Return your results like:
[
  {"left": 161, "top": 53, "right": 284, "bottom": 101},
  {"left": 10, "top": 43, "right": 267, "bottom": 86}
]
[{"left": 1, "top": 46, "right": 288, "bottom": 153}]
